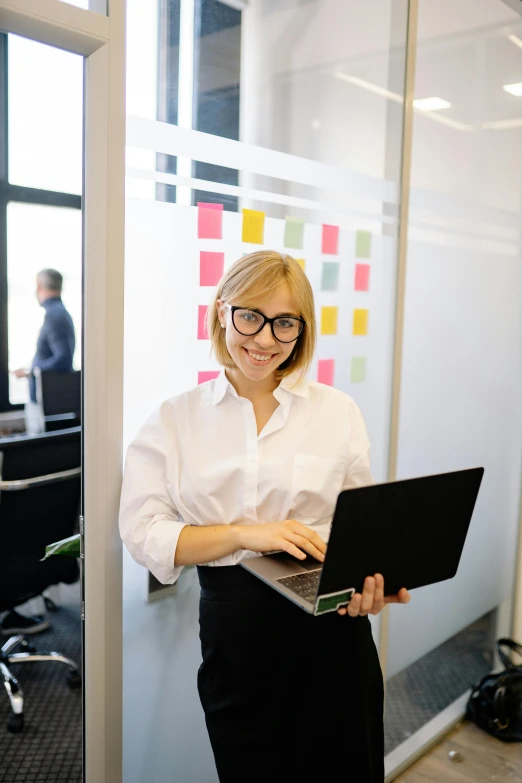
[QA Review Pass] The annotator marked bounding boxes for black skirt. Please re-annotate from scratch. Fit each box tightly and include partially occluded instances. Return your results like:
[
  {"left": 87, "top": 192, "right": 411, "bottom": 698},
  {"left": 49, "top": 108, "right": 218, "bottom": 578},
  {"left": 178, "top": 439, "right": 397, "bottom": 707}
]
[{"left": 197, "top": 565, "right": 384, "bottom": 783}]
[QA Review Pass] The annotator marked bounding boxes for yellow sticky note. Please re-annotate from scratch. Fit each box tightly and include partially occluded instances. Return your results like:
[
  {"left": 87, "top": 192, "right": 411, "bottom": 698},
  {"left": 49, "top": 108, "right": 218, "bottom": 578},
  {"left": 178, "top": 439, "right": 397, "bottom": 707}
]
[
  {"left": 242, "top": 209, "right": 265, "bottom": 244},
  {"left": 353, "top": 308, "right": 368, "bottom": 336},
  {"left": 321, "top": 306, "right": 338, "bottom": 335},
  {"left": 295, "top": 258, "right": 305, "bottom": 270}
]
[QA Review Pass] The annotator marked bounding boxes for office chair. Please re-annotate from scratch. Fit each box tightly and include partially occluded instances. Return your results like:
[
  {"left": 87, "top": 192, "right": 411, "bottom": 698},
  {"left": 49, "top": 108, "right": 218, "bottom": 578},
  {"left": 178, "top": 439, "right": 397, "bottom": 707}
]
[
  {"left": 34, "top": 368, "right": 81, "bottom": 431},
  {"left": 0, "top": 426, "right": 82, "bottom": 733}
]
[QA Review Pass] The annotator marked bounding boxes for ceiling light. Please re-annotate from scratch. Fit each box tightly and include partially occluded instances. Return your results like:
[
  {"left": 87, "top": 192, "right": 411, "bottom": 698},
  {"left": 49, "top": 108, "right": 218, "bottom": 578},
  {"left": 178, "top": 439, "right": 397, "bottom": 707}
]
[
  {"left": 508, "top": 34, "right": 522, "bottom": 50},
  {"left": 503, "top": 82, "right": 522, "bottom": 97},
  {"left": 412, "top": 97, "right": 451, "bottom": 112}
]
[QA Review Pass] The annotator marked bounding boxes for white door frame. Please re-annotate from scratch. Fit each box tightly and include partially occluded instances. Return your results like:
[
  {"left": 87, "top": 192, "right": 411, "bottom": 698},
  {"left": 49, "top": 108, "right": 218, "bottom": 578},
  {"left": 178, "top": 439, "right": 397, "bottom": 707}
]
[{"left": 0, "top": 2, "right": 125, "bottom": 782}]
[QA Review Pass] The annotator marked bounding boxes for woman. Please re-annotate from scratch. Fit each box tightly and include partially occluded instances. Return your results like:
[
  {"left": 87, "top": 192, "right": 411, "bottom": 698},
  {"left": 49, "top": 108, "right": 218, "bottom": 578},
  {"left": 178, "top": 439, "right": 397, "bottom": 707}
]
[{"left": 119, "top": 250, "right": 410, "bottom": 782}]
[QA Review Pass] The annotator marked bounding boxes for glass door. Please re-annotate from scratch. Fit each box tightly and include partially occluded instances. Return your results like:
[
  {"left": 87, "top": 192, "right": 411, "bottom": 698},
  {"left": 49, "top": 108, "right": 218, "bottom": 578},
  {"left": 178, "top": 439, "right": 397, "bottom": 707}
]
[{"left": 123, "top": 1, "right": 409, "bottom": 780}]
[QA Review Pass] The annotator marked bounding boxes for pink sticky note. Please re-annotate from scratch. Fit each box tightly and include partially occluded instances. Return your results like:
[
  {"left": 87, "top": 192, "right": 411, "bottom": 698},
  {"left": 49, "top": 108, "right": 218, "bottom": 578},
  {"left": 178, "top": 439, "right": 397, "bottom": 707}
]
[
  {"left": 197, "top": 202, "right": 223, "bottom": 239},
  {"left": 198, "top": 305, "right": 209, "bottom": 340},
  {"left": 354, "top": 263, "right": 370, "bottom": 292},
  {"left": 198, "top": 370, "right": 220, "bottom": 385},
  {"left": 322, "top": 224, "right": 339, "bottom": 255},
  {"left": 200, "top": 251, "right": 225, "bottom": 286},
  {"left": 317, "top": 359, "right": 335, "bottom": 386}
]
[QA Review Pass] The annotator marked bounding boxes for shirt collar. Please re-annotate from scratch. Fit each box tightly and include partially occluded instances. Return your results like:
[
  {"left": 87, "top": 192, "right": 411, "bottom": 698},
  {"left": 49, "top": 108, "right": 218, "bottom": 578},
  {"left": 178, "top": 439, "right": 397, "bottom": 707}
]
[
  {"left": 211, "top": 369, "right": 309, "bottom": 406},
  {"left": 212, "top": 370, "right": 232, "bottom": 405}
]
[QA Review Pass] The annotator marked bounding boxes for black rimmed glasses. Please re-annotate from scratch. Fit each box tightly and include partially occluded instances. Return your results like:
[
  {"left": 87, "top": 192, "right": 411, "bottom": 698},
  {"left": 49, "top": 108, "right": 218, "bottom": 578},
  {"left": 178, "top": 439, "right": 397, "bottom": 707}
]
[{"left": 226, "top": 304, "right": 306, "bottom": 343}]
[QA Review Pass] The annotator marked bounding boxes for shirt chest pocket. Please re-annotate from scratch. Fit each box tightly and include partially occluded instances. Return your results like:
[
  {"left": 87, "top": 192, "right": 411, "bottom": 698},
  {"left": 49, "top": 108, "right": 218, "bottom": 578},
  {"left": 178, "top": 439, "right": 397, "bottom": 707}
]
[{"left": 290, "top": 454, "right": 346, "bottom": 520}]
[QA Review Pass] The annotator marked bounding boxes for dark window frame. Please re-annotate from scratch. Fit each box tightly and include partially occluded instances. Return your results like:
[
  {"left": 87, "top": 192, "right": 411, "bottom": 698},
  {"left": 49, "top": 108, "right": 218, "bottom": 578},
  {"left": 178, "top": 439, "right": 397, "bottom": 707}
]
[{"left": 0, "top": 33, "right": 81, "bottom": 413}]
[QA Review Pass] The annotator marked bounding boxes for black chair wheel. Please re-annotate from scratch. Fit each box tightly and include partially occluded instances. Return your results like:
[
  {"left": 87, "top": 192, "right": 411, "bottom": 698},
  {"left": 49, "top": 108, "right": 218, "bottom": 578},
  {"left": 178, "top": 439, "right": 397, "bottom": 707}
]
[
  {"left": 67, "top": 670, "right": 82, "bottom": 689},
  {"left": 7, "top": 713, "right": 24, "bottom": 734},
  {"left": 44, "top": 596, "right": 57, "bottom": 612},
  {"left": 20, "top": 640, "right": 37, "bottom": 654}
]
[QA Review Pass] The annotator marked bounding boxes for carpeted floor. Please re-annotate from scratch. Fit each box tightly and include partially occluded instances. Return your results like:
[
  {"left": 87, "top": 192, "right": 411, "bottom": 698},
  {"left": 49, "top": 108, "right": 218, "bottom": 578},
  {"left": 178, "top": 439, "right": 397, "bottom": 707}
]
[
  {"left": 0, "top": 583, "right": 82, "bottom": 783},
  {"left": 384, "top": 613, "right": 494, "bottom": 754}
]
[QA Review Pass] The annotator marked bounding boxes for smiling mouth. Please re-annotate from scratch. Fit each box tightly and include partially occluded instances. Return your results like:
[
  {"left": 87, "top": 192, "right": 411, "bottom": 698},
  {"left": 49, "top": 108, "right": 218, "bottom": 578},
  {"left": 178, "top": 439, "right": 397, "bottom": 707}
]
[{"left": 243, "top": 347, "right": 274, "bottom": 363}]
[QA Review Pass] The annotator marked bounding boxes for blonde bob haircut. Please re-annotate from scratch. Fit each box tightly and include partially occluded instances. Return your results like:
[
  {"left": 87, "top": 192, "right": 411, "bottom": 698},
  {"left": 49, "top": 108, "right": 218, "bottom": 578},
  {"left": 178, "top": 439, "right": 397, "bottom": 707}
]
[{"left": 207, "top": 250, "right": 317, "bottom": 379}]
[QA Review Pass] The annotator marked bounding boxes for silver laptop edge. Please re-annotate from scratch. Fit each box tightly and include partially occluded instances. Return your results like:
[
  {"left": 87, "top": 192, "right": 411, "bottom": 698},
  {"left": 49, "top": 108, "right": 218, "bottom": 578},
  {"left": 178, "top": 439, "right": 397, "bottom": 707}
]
[{"left": 241, "top": 555, "right": 355, "bottom": 615}]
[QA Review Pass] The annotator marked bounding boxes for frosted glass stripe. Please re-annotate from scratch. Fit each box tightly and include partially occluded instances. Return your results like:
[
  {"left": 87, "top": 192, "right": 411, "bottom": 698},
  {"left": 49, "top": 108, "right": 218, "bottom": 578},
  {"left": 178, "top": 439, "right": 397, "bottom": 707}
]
[
  {"left": 126, "top": 115, "right": 398, "bottom": 205},
  {"left": 125, "top": 166, "right": 397, "bottom": 227}
]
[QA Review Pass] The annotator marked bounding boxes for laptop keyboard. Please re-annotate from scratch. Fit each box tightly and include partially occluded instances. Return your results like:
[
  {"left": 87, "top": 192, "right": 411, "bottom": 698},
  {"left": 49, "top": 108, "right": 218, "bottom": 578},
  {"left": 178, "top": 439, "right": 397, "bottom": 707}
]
[{"left": 276, "top": 569, "right": 322, "bottom": 604}]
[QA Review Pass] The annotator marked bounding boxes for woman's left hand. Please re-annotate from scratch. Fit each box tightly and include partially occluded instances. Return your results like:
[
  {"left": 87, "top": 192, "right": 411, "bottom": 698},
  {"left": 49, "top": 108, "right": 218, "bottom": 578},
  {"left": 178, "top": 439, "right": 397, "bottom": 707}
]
[{"left": 337, "top": 573, "right": 410, "bottom": 617}]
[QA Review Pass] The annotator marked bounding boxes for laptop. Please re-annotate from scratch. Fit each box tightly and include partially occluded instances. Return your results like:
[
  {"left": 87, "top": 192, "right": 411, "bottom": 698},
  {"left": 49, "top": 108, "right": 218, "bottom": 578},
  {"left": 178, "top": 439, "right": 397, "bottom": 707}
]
[{"left": 241, "top": 467, "right": 484, "bottom": 616}]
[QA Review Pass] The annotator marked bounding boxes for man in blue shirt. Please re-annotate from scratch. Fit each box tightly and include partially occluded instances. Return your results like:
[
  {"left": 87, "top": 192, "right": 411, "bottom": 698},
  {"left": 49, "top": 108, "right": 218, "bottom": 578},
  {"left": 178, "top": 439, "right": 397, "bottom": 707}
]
[{"left": 12, "top": 269, "right": 76, "bottom": 402}]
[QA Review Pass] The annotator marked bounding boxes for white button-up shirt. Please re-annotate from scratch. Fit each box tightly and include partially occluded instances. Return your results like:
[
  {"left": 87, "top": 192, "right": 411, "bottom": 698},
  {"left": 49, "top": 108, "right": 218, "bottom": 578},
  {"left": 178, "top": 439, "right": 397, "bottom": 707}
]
[{"left": 119, "top": 370, "right": 374, "bottom": 584}]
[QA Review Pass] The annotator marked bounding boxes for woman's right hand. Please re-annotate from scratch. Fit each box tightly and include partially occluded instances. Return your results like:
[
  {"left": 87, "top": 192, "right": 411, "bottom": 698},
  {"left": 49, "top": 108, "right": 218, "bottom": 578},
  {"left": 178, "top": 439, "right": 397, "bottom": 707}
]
[{"left": 237, "top": 520, "right": 326, "bottom": 562}]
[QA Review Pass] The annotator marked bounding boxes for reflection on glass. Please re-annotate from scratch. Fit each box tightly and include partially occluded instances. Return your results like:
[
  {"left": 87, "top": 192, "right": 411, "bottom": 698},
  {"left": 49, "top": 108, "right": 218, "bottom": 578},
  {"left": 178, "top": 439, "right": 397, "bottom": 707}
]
[
  {"left": 8, "top": 204, "right": 82, "bottom": 405},
  {"left": 8, "top": 35, "right": 83, "bottom": 194}
]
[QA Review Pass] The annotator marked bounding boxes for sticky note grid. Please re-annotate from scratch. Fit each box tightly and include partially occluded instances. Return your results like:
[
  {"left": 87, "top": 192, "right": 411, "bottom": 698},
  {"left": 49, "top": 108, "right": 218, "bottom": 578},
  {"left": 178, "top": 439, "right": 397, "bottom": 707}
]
[{"left": 194, "top": 210, "right": 371, "bottom": 385}]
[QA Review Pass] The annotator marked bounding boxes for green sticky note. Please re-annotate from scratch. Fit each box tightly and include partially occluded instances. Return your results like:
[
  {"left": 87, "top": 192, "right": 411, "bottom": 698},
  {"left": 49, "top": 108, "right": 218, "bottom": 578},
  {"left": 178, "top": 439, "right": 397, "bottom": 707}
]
[
  {"left": 284, "top": 217, "right": 305, "bottom": 249},
  {"left": 321, "top": 262, "right": 340, "bottom": 291},
  {"left": 356, "top": 230, "right": 372, "bottom": 258},
  {"left": 351, "top": 357, "right": 366, "bottom": 383}
]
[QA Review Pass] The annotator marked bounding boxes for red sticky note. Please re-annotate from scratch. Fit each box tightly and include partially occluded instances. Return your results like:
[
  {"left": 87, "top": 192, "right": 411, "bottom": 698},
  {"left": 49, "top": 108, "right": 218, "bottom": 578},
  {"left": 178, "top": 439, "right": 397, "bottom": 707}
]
[
  {"left": 354, "top": 263, "right": 370, "bottom": 292},
  {"left": 198, "top": 370, "right": 220, "bottom": 384},
  {"left": 197, "top": 202, "right": 223, "bottom": 239},
  {"left": 200, "top": 251, "right": 225, "bottom": 286},
  {"left": 322, "top": 224, "right": 339, "bottom": 255},
  {"left": 198, "top": 305, "right": 209, "bottom": 340},
  {"left": 317, "top": 359, "right": 335, "bottom": 386}
]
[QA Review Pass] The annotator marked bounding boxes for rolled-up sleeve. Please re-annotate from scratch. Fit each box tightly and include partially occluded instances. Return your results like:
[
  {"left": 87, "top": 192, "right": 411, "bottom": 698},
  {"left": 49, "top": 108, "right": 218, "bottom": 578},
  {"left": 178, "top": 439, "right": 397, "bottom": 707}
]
[{"left": 119, "top": 406, "right": 187, "bottom": 584}]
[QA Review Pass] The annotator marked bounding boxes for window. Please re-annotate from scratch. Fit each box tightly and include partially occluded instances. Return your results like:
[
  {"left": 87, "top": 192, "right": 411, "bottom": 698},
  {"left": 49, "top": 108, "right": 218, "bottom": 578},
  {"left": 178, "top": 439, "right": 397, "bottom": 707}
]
[
  {"left": 156, "top": 0, "right": 241, "bottom": 210},
  {"left": 0, "top": 34, "right": 83, "bottom": 411}
]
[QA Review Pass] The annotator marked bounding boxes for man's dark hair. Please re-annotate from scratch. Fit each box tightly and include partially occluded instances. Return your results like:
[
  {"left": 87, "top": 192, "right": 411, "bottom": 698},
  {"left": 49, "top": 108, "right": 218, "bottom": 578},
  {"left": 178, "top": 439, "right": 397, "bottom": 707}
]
[{"left": 37, "top": 269, "right": 63, "bottom": 293}]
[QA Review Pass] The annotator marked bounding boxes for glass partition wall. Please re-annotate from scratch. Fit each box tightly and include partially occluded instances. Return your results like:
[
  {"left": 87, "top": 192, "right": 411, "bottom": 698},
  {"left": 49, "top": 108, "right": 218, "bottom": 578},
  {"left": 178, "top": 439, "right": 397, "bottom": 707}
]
[
  {"left": 123, "top": 0, "right": 522, "bottom": 781},
  {"left": 124, "top": 1, "right": 408, "bottom": 780},
  {"left": 385, "top": 0, "right": 522, "bottom": 775}
]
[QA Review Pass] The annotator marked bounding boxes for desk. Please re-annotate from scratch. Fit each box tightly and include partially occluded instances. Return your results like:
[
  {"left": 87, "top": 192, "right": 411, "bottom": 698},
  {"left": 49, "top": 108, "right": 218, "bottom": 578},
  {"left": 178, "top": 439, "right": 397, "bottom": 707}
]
[{"left": 0, "top": 414, "right": 79, "bottom": 440}]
